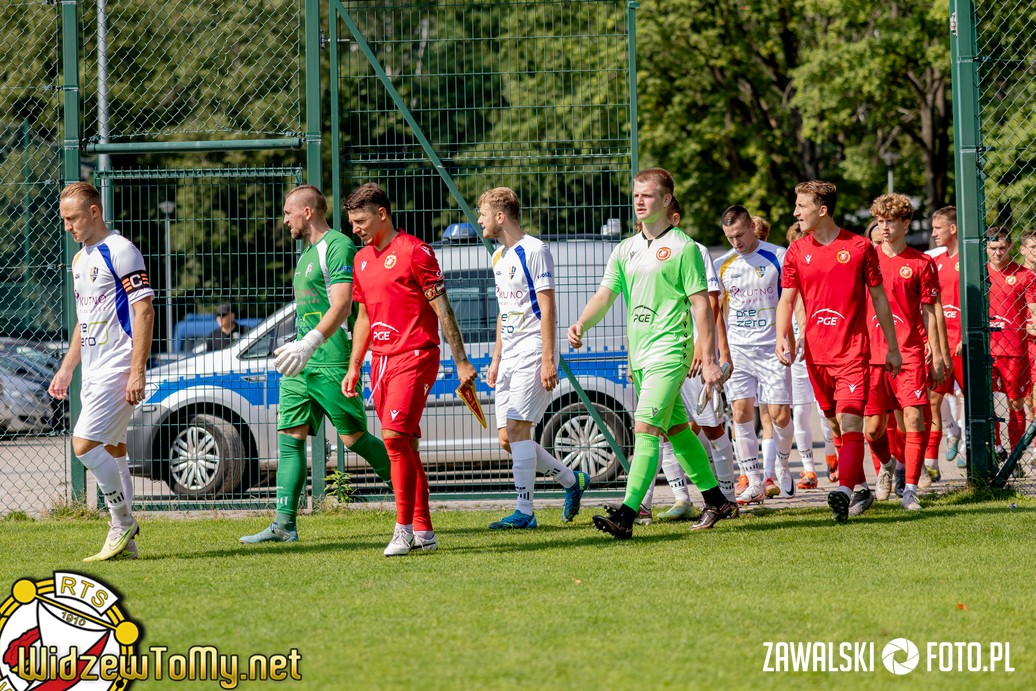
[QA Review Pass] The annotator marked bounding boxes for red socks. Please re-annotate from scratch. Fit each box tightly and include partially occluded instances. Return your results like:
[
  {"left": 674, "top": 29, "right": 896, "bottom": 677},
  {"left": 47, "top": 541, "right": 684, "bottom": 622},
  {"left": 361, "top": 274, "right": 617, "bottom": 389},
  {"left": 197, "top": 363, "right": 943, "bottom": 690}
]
[
  {"left": 867, "top": 431, "right": 892, "bottom": 473},
  {"left": 1008, "top": 409, "right": 1026, "bottom": 450},
  {"left": 905, "top": 431, "right": 927, "bottom": 485},
  {"left": 384, "top": 435, "right": 433, "bottom": 531},
  {"left": 838, "top": 431, "right": 865, "bottom": 489}
]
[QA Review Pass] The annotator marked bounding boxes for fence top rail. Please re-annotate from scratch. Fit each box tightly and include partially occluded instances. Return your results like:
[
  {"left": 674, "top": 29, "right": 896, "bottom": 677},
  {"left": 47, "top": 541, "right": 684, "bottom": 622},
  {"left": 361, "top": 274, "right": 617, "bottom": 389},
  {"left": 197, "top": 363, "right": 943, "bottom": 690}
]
[{"left": 95, "top": 166, "right": 304, "bottom": 181}]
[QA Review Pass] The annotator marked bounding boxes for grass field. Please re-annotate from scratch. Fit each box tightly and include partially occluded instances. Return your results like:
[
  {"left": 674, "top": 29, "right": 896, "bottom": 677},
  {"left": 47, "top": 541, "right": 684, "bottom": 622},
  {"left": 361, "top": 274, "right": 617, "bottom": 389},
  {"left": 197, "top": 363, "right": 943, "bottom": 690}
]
[{"left": 2, "top": 491, "right": 1034, "bottom": 690}]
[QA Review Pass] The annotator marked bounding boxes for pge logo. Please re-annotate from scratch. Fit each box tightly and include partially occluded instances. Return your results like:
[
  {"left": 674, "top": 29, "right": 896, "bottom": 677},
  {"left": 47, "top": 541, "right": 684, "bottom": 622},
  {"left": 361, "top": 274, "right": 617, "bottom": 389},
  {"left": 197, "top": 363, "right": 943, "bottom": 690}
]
[
  {"left": 0, "top": 572, "right": 140, "bottom": 689},
  {"left": 882, "top": 638, "right": 919, "bottom": 675},
  {"left": 812, "top": 308, "right": 845, "bottom": 326},
  {"left": 632, "top": 305, "right": 657, "bottom": 325}
]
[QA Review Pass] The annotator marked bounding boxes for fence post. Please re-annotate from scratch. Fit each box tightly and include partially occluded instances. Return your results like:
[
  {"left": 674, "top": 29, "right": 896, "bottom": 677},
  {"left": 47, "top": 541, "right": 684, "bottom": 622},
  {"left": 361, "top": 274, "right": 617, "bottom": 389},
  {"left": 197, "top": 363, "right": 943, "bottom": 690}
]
[
  {"left": 950, "top": 0, "right": 994, "bottom": 486},
  {"left": 61, "top": 0, "right": 85, "bottom": 502}
]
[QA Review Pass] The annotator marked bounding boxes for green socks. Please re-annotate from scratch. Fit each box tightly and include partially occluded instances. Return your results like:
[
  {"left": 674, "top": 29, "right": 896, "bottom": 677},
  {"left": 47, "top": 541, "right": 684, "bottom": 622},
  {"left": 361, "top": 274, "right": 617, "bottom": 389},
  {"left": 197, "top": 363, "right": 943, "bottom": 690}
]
[
  {"left": 275, "top": 434, "right": 307, "bottom": 530},
  {"left": 348, "top": 432, "right": 392, "bottom": 486},
  {"left": 668, "top": 426, "right": 719, "bottom": 492},
  {"left": 623, "top": 432, "right": 660, "bottom": 511}
]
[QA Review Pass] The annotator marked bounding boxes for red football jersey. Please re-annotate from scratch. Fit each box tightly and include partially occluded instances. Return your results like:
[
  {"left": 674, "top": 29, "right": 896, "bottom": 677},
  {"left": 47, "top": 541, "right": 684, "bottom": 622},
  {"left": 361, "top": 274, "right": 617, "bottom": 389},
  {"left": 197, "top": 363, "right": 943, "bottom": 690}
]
[
  {"left": 988, "top": 261, "right": 1036, "bottom": 356},
  {"left": 353, "top": 231, "right": 445, "bottom": 356},
  {"left": 867, "top": 247, "right": 939, "bottom": 365},
  {"left": 932, "top": 249, "right": 961, "bottom": 349},
  {"left": 782, "top": 229, "right": 883, "bottom": 366}
]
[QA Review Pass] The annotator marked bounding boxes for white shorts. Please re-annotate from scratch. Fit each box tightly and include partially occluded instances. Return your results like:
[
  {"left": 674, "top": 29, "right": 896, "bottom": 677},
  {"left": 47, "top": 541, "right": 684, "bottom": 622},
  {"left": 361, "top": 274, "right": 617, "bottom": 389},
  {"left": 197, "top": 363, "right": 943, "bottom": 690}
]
[
  {"left": 494, "top": 355, "right": 552, "bottom": 428},
  {"left": 680, "top": 374, "right": 722, "bottom": 427},
  {"left": 73, "top": 370, "right": 135, "bottom": 446},
  {"left": 726, "top": 344, "right": 792, "bottom": 405},
  {"left": 791, "top": 359, "right": 815, "bottom": 405}
]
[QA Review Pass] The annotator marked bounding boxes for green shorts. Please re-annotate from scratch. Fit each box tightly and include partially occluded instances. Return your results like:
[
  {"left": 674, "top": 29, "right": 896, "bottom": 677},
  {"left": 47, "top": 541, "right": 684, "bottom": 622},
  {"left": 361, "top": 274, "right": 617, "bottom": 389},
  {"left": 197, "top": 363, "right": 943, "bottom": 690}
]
[
  {"left": 632, "top": 362, "right": 690, "bottom": 430},
  {"left": 278, "top": 366, "right": 368, "bottom": 436}
]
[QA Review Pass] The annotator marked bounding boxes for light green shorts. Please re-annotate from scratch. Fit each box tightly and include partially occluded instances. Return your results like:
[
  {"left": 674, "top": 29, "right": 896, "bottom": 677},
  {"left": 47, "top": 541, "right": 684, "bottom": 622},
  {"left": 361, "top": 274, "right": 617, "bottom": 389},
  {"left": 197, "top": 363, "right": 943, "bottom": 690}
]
[
  {"left": 632, "top": 362, "right": 691, "bottom": 430},
  {"left": 278, "top": 366, "right": 368, "bottom": 436}
]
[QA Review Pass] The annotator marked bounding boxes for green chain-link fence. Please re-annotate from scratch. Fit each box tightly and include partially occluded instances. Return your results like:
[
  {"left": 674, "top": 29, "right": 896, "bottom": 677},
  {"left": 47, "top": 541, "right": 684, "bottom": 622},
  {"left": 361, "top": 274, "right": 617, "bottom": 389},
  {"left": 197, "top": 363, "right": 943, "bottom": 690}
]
[
  {"left": 952, "top": 0, "right": 1036, "bottom": 492},
  {"left": 0, "top": 2, "right": 70, "bottom": 515},
  {"left": 330, "top": 0, "right": 636, "bottom": 497}
]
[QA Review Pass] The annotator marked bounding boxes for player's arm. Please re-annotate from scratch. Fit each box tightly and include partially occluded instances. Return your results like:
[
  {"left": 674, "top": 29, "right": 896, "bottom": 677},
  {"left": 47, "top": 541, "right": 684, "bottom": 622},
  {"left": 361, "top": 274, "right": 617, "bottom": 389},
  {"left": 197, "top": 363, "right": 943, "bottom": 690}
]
[
  {"left": 538, "top": 288, "right": 559, "bottom": 391},
  {"left": 868, "top": 284, "right": 902, "bottom": 376},
  {"left": 567, "top": 285, "right": 618, "bottom": 348},
  {"left": 126, "top": 296, "right": 155, "bottom": 405},
  {"left": 690, "top": 290, "right": 723, "bottom": 388},
  {"left": 713, "top": 292, "right": 732, "bottom": 373},
  {"left": 775, "top": 287, "right": 797, "bottom": 366},
  {"left": 48, "top": 325, "right": 82, "bottom": 401},
  {"left": 343, "top": 302, "right": 371, "bottom": 398},
  {"left": 793, "top": 294, "right": 807, "bottom": 361},
  {"left": 922, "top": 302, "right": 946, "bottom": 386},
  {"left": 487, "top": 313, "right": 503, "bottom": 388},
  {"left": 429, "top": 294, "right": 476, "bottom": 389}
]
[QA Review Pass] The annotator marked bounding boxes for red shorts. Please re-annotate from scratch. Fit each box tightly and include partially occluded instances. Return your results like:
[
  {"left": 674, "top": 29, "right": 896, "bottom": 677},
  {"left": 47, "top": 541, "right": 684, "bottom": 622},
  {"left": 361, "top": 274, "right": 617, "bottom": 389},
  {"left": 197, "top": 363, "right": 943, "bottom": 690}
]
[
  {"left": 888, "top": 362, "right": 929, "bottom": 409},
  {"left": 992, "top": 354, "right": 1031, "bottom": 400},
  {"left": 371, "top": 347, "right": 440, "bottom": 436},
  {"left": 807, "top": 359, "right": 868, "bottom": 418},
  {"left": 934, "top": 355, "right": 964, "bottom": 396},
  {"left": 864, "top": 365, "right": 896, "bottom": 417}
]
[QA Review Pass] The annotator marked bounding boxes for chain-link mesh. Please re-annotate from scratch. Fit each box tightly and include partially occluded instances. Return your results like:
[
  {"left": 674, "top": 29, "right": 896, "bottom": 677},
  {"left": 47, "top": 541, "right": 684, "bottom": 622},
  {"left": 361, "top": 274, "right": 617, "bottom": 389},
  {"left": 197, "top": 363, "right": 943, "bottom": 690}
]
[
  {"left": 94, "top": 167, "right": 303, "bottom": 508},
  {"left": 80, "top": 0, "right": 303, "bottom": 141},
  {"left": 333, "top": 0, "right": 634, "bottom": 495},
  {"left": 0, "top": 2, "right": 69, "bottom": 516},
  {"left": 971, "top": 1, "right": 1036, "bottom": 491}
]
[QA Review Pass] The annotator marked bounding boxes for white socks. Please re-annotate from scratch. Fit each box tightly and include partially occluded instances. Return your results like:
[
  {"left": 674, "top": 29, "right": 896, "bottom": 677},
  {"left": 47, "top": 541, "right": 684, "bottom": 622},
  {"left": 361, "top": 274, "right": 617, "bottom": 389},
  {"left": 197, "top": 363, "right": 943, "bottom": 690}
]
[
  {"left": 79, "top": 445, "right": 132, "bottom": 523},
  {"left": 510, "top": 440, "right": 537, "bottom": 515},
  {"left": 534, "top": 443, "right": 576, "bottom": 488},
  {"left": 733, "top": 421, "right": 763, "bottom": 484}
]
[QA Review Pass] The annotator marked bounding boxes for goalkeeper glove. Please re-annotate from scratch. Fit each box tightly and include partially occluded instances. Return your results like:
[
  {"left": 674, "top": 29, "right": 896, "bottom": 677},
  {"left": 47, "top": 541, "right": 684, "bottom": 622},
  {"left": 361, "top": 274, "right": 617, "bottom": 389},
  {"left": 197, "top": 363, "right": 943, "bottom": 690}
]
[{"left": 274, "top": 330, "right": 325, "bottom": 377}]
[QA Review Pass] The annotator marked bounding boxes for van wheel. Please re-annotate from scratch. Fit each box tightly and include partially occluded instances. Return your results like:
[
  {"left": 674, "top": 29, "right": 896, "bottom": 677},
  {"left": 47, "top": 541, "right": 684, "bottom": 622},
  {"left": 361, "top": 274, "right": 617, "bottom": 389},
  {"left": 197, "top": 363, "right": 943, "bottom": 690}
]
[
  {"left": 166, "top": 414, "right": 246, "bottom": 499},
  {"left": 540, "top": 402, "right": 629, "bottom": 483}
]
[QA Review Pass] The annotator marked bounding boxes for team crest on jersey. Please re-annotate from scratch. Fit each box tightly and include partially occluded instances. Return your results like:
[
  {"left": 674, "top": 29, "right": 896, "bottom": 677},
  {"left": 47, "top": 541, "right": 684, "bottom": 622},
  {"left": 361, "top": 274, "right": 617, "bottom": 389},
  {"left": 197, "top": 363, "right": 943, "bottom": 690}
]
[
  {"left": 1006, "top": 275, "right": 1017, "bottom": 285},
  {"left": 836, "top": 250, "right": 851, "bottom": 264},
  {"left": 385, "top": 254, "right": 397, "bottom": 269},
  {"left": 754, "top": 266, "right": 766, "bottom": 278},
  {"left": 655, "top": 247, "right": 672, "bottom": 261},
  {"left": 899, "top": 265, "right": 913, "bottom": 279},
  {"left": 955, "top": 261, "right": 959, "bottom": 272},
  {"left": 89, "top": 267, "right": 99, "bottom": 282}
]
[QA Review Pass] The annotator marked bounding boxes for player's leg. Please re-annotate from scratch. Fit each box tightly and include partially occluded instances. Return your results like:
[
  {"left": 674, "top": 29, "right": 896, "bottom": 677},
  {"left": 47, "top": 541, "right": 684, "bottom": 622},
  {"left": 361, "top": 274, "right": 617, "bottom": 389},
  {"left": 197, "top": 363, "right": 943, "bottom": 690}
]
[
  {"left": 657, "top": 439, "right": 697, "bottom": 521},
  {"left": 759, "top": 403, "right": 777, "bottom": 497},
  {"left": 759, "top": 351, "right": 795, "bottom": 498},
  {"left": 488, "top": 366, "right": 535, "bottom": 528},
  {"left": 899, "top": 403, "right": 927, "bottom": 510},
  {"left": 104, "top": 442, "right": 137, "bottom": 559},
  {"left": 242, "top": 375, "right": 312, "bottom": 543},
  {"left": 683, "top": 374, "right": 736, "bottom": 501},
  {"left": 76, "top": 374, "right": 140, "bottom": 561},
  {"left": 1004, "top": 356, "right": 1030, "bottom": 453},
  {"left": 791, "top": 360, "right": 819, "bottom": 488},
  {"left": 730, "top": 397, "right": 764, "bottom": 505},
  {"left": 825, "top": 361, "right": 868, "bottom": 522},
  {"left": 863, "top": 366, "right": 895, "bottom": 502}
]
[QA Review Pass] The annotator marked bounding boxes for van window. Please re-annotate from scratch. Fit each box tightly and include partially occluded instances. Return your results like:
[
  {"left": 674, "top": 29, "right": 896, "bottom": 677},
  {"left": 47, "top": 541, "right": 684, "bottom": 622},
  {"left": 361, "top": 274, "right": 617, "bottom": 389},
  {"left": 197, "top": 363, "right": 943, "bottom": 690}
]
[{"left": 444, "top": 270, "right": 498, "bottom": 345}]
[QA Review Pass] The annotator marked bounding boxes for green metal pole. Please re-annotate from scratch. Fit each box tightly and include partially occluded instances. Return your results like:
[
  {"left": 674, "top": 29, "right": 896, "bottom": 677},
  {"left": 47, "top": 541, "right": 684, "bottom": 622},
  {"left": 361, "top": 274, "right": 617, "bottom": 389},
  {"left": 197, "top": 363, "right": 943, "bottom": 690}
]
[
  {"left": 328, "top": 0, "right": 343, "bottom": 232},
  {"left": 86, "top": 138, "right": 305, "bottom": 154},
  {"left": 950, "top": 0, "right": 994, "bottom": 487},
  {"left": 61, "top": 0, "right": 85, "bottom": 502},
  {"left": 305, "top": 0, "right": 327, "bottom": 505},
  {"left": 628, "top": 1, "right": 639, "bottom": 177}
]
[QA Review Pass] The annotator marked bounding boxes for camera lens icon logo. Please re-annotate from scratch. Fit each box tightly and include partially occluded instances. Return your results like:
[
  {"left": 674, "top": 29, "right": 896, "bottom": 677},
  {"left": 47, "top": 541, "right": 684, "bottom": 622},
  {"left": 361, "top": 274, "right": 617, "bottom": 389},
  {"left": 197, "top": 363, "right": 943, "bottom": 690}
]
[{"left": 882, "top": 638, "right": 920, "bottom": 675}]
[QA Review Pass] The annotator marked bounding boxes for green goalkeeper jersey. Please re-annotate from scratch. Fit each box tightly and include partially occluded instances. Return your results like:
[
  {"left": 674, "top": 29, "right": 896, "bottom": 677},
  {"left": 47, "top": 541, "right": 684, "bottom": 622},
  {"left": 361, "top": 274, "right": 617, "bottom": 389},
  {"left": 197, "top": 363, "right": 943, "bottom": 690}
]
[
  {"left": 293, "top": 229, "right": 356, "bottom": 369},
  {"left": 600, "top": 226, "right": 707, "bottom": 371}
]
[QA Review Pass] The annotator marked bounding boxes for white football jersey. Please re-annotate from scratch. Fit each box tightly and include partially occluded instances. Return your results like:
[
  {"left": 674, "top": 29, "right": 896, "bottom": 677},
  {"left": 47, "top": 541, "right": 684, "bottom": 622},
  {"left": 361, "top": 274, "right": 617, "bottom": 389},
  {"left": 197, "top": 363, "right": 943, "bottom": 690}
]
[
  {"left": 691, "top": 240, "right": 721, "bottom": 340},
  {"left": 72, "top": 233, "right": 154, "bottom": 377},
  {"left": 492, "top": 235, "right": 555, "bottom": 355},
  {"left": 715, "top": 240, "right": 786, "bottom": 346}
]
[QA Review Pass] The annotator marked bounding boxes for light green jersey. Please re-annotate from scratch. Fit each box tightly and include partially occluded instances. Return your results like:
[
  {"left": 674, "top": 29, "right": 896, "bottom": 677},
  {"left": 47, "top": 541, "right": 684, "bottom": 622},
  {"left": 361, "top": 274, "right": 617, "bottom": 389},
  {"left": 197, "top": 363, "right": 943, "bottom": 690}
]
[
  {"left": 293, "top": 229, "right": 356, "bottom": 369},
  {"left": 600, "top": 226, "right": 707, "bottom": 370}
]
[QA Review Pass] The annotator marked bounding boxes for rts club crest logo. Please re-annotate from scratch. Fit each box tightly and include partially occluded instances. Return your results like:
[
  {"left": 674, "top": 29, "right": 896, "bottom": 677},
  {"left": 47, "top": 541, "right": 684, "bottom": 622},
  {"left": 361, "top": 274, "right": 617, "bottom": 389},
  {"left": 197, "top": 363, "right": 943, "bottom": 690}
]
[
  {"left": 1006, "top": 275, "right": 1017, "bottom": 285},
  {"left": 836, "top": 250, "right": 851, "bottom": 264},
  {"left": 899, "top": 265, "right": 913, "bottom": 279},
  {"left": 0, "top": 572, "right": 140, "bottom": 690},
  {"left": 655, "top": 247, "right": 671, "bottom": 261},
  {"left": 384, "top": 254, "right": 397, "bottom": 269}
]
